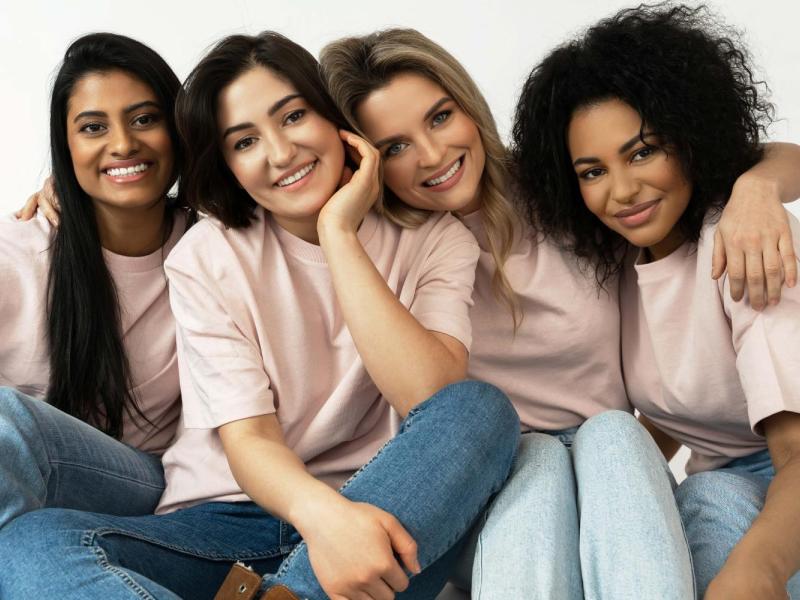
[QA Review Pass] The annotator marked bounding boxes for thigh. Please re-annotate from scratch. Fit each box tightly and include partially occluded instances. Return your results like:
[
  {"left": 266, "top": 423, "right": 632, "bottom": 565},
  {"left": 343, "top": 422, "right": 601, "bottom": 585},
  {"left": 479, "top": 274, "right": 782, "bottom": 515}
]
[
  {"left": 0, "top": 502, "right": 290, "bottom": 600},
  {"left": 0, "top": 387, "right": 165, "bottom": 515}
]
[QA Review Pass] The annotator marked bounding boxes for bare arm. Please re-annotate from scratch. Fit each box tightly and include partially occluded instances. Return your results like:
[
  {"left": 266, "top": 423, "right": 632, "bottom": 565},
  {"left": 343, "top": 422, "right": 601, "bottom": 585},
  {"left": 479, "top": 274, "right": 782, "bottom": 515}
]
[
  {"left": 317, "top": 132, "right": 468, "bottom": 417},
  {"left": 638, "top": 413, "right": 682, "bottom": 461},
  {"left": 714, "top": 142, "right": 800, "bottom": 308},
  {"left": 705, "top": 411, "right": 800, "bottom": 600},
  {"left": 219, "top": 414, "right": 420, "bottom": 599}
]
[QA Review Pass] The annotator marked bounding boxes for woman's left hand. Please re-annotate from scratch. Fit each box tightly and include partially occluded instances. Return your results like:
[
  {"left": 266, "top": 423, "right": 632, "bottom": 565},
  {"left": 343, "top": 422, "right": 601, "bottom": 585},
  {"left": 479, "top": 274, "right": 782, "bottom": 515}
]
[
  {"left": 705, "top": 564, "right": 789, "bottom": 600},
  {"left": 317, "top": 131, "right": 381, "bottom": 236},
  {"left": 713, "top": 174, "right": 797, "bottom": 310}
]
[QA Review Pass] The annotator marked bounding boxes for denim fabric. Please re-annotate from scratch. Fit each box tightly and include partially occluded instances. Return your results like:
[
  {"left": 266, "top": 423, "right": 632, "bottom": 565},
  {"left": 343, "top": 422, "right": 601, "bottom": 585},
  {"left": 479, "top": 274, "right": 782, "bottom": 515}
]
[
  {"left": 459, "top": 410, "right": 694, "bottom": 599},
  {"left": 676, "top": 449, "right": 800, "bottom": 598},
  {"left": 0, "top": 387, "right": 164, "bottom": 529},
  {"left": 0, "top": 380, "right": 519, "bottom": 600}
]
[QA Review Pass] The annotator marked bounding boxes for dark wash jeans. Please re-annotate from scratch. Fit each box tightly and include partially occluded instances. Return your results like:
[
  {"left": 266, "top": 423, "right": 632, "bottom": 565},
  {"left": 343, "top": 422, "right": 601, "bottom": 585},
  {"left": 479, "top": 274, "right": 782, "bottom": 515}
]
[{"left": 0, "top": 380, "right": 519, "bottom": 600}]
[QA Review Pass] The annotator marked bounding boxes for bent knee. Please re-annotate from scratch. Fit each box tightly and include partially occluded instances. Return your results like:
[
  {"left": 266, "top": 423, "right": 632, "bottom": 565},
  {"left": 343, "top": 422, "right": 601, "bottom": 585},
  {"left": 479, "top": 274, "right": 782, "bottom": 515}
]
[
  {"left": 676, "top": 470, "right": 766, "bottom": 522},
  {"left": 513, "top": 433, "right": 571, "bottom": 477}
]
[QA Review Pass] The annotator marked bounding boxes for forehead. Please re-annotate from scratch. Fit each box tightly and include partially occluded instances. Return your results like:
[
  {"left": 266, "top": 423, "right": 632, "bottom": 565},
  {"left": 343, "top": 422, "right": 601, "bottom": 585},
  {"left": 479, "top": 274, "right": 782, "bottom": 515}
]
[
  {"left": 567, "top": 99, "right": 642, "bottom": 155},
  {"left": 67, "top": 70, "right": 156, "bottom": 117},
  {"left": 217, "top": 66, "right": 296, "bottom": 126},
  {"left": 356, "top": 72, "right": 448, "bottom": 139}
]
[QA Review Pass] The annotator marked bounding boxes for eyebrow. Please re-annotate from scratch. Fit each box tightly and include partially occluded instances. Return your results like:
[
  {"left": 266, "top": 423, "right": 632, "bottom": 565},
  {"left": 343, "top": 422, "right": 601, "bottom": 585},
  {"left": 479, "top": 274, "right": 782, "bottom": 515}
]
[
  {"left": 72, "top": 100, "right": 161, "bottom": 123},
  {"left": 222, "top": 93, "right": 303, "bottom": 140},
  {"left": 373, "top": 96, "right": 453, "bottom": 149},
  {"left": 572, "top": 132, "right": 654, "bottom": 167}
]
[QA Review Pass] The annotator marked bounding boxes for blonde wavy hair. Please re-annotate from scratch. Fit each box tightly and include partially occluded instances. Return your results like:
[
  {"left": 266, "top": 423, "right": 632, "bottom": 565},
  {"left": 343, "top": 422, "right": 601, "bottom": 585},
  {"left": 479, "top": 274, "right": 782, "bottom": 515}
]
[{"left": 320, "top": 28, "right": 521, "bottom": 326}]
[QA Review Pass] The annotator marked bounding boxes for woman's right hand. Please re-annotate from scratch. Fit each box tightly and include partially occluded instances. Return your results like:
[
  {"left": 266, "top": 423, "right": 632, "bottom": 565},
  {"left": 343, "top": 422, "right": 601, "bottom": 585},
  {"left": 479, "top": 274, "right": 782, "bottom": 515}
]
[
  {"left": 15, "top": 176, "right": 60, "bottom": 226},
  {"left": 300, "top": 497, "right": 421, "bottom": 600}
]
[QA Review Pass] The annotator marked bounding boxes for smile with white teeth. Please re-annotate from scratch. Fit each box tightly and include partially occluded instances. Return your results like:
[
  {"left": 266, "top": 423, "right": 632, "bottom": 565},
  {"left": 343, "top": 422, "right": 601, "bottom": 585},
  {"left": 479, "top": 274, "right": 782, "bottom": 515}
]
[
  {"left": 276, "top": 161, "right": 317, "bottom": 187},
  {"left": 104, "top": 163, "right": 151, "bottom": 177},
  {"left": 424, "top": 158, "right": 462, "bottom": 187}
]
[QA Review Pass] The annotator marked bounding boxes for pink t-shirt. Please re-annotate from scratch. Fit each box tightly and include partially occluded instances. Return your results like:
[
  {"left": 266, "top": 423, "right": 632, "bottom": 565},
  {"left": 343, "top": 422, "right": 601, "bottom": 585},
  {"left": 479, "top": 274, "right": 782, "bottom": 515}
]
[
  {"left": 0, "top": 211, "right": 186, "bottom": 454},
  {"left": 621, "top": 213, "right": 800, "bottom": 474},
  {"left": 462, "top": 211, "right": 630, "bottom": 431},
  {"left": 156, "top": 208, "right": 478, "bottom": 514}
]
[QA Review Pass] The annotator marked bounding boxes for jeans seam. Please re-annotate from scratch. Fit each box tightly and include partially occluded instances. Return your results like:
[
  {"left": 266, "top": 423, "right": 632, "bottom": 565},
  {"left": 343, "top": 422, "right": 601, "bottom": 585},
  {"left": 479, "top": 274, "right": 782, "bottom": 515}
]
[
  {"left": 82, "top": 533, "right": 155, "bottom": 600},
  {"left": 85, "top": 527, "right": 285, "bottom": 561},
  {"left": 48, "top": 461, "right": 164, "bottom": 489}
]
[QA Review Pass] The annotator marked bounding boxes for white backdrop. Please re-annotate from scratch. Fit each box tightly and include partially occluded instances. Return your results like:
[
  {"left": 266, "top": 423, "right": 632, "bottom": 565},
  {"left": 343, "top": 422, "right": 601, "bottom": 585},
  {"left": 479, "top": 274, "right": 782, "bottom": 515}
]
[{"left": 0, "top": 0, "right": 798, "bottom": 216}]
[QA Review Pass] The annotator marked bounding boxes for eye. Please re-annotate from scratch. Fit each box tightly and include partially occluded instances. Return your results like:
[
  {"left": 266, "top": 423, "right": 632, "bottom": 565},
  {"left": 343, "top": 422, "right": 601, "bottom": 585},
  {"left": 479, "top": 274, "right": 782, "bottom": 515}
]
[
  {"left": 132, "top": 113, "right": 160, "bottom": 127},
  {"left": 79, "top": 122, "right": 106, "bottom": 135},
  {"left": 384, "top": 142, "right": 409, "bottom": 158},
  {"left": 283, "top": 109, "right": 305, "bottom": 126},
  {"left": 233, "top": 136, "right": 256, "bottom": 151},
  {"left": 631, "top": 146, "right": 656, "bottom": 162},
  {"left": 431, "top": 110, "right": 451, "bottom": 127},
  {"left": 580, "top": 167, "right": 605, "bottom": 180}
]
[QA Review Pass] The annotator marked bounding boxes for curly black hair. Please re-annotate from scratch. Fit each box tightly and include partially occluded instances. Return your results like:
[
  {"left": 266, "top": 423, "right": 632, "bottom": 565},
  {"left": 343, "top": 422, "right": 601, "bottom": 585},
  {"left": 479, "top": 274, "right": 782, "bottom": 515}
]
[{"left": 511, "top": 2, "right": 773, "bottom": 286}]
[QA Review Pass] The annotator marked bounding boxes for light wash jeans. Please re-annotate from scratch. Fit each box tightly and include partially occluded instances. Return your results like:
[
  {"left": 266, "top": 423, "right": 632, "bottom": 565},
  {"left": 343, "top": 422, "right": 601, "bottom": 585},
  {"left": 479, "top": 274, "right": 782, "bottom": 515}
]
[
  {"left": 0, "top": 387, "right": 164, "bottom": 529},
  {"left": 455, "top": 410, "right": 695, "bottom": 600},
  {"left": 676, "top": 448, "right": 800, "bottom": 598},
  {"left": 0, "top": 380, "right": 519, "bottom": 600}
]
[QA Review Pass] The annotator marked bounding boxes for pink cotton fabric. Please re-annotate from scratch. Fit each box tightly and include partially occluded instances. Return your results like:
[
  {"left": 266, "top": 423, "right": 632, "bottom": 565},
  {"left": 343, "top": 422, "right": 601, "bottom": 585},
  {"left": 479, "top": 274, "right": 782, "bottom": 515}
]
[
  {"left": 462, "top": 211, "right": 630, "bottom": 431},
  {"left": 621, "top": 213, "right": 800, "bottom": 474},
  {"left": 0, "top": 211, "right": 186, "bottom": 454},
  {"left": 156, "top": 208, "right": 479, "bottom": 514}
]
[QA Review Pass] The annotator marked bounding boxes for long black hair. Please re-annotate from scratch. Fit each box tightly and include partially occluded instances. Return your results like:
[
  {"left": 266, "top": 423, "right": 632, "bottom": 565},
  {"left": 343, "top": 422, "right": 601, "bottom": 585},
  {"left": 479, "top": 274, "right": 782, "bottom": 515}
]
[
  {"left": 177, "top": 31, "right": 354, "bottom": 228},
  {"left": 47, "top": 33, "right": 182, "bottom": 438},
  {"left": 511, "top": 3, "right": 772, "bottom": 286}
]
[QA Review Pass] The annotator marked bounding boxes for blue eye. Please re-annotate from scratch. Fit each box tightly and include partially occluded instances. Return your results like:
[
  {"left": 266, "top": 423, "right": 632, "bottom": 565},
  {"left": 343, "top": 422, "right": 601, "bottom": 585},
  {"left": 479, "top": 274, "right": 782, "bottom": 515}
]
[
  {"left": 385, "top": 142, "right": 408, "bottom": 158},
  {"left": 234, "top": 136, "right": 256, "bottom": 151},
  {"left": 431, "top": 110, "right": 451, "bottom": 127}
]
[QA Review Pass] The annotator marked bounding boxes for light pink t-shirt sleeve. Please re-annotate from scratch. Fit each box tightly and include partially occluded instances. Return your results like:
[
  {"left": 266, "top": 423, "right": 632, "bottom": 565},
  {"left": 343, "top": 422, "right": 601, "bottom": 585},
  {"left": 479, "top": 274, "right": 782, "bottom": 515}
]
[
  {"left": 407, "top": 215, "right": 479, "bottom": 351},
  {"left": 723, "top": 215, "right": 800, "bottom": 433},
  {"left": 165, "top": 222, "right": 275, "bottom": 429}
]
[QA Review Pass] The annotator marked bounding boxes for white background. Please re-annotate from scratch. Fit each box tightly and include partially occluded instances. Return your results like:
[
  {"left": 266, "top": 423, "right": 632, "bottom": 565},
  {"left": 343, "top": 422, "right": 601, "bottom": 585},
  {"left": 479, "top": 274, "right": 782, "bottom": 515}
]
[{"left": 1, "top": 0, "right": 798, "bottom": 477}]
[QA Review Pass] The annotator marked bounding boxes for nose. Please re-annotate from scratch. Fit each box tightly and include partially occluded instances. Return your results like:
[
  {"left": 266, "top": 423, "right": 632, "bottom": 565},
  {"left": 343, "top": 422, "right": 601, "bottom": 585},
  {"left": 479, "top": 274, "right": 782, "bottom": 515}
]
[
  {"left": 609, "top": 168, "right": 641, "bottom": 205},
  {"left": 109, "top": 126, "right": 139, "bottom": 157},
  {"left": 265, "top": 130, "right": 296, "bottom": 168},
  {"left": 417, "top": 134, "right": 444, "bottom": 169}
]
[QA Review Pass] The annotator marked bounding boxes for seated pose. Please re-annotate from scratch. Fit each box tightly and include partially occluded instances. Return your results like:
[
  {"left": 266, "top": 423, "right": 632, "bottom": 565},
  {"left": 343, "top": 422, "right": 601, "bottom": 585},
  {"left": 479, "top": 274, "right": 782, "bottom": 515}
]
[
  {"left": 320, "top": 26, "right": 800, "bottom": 599},
  {"left": 0, "top": 31, "right": 519, "bottom": 600},
  {"left": 513, "top": 5, "right": 800, "bottom": 599},
  {"left": 0, "top": 33, "right": 189, "bottom": 528}
]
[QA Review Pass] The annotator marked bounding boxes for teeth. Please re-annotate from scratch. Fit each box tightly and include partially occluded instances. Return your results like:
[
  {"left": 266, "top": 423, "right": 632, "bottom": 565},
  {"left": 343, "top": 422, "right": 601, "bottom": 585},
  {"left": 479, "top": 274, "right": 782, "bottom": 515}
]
[
  {"left": 277, "top": 161, "right": 317, "bottom": 187},
  {"left": 106, "top": 163, "right": 150, "bottom": 177},
  {"left": 425, "top": 159, "right": 462, "bottom": 187}
]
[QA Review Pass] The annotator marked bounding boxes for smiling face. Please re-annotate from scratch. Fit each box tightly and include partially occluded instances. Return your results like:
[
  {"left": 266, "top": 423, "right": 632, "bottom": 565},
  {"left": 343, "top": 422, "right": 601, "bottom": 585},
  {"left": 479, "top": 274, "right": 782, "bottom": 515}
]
[
  {"left": 355, "top": 72, "right": 485, "bottom": 215},
  {"left": 568, "top": 98, "right": 693, "bottom": 260},
  {"left": 217, "top": 65, "right": 345, "bottom": 240},
  {"left": 66, "top": 69, "right": 174, "bottom": 212}
]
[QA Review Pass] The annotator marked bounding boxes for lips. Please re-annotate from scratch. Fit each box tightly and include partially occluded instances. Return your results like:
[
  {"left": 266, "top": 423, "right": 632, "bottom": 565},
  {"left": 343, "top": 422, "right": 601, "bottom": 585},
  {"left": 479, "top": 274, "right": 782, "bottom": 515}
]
[
  {"left": 274, "top": 160, "right": 317, "bottom": 188},
  {"left": 614, "top": 199, "right": 661, "bottom": 227},
  {"left": 422, "top": 155, "right": 465, "bottom": 191}
]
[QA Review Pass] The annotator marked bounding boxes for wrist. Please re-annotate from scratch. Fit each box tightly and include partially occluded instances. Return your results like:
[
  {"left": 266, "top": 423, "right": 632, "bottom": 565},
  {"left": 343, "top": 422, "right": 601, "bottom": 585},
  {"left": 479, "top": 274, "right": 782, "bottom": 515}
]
[
  {"left": 733, "top": 171, "right": 784, "bottom": 202},
  {"left": 317, "top": 219, "right": 360, "bottom": 248},
  {"left": 287, "top": 484, "right": 347, "bottom": 536},
  {"left": 724, "top": 544, "right": 792, "bottom": 584}
]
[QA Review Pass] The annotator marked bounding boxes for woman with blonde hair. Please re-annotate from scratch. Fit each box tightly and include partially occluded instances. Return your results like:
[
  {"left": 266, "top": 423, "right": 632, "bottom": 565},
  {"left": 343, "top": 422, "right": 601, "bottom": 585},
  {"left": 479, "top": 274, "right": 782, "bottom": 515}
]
[{"left": 320, "top": 26, "right": 800, "bottom": 599}]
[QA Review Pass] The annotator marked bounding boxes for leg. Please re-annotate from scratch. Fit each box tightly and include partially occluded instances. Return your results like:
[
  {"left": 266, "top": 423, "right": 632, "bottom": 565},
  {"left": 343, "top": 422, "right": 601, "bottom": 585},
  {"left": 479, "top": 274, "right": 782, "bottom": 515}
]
[
  {"left": 270, "top": 380, "right": 520, "bottom": 600},
  {"left": 468, "top": 432, "right": 582, "bottom": 600},
  {"left": 573, "top": 410, "right": 695, "bottom": 600},
  {"left": 0, "top": 502, "right": 288, "bottom": 599},
  {"left": 0, "top": 387, "right": 164, "bottom": 528},
  {"left": 675, "top": 466, "right": 773, "bottom": 597}
]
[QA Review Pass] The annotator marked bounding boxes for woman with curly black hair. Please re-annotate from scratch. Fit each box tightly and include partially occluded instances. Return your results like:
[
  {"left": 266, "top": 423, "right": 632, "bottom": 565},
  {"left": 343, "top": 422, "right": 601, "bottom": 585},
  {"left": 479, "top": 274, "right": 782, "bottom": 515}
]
[{"left": 514, "top": 4, "right": 800, "bottom": 598}]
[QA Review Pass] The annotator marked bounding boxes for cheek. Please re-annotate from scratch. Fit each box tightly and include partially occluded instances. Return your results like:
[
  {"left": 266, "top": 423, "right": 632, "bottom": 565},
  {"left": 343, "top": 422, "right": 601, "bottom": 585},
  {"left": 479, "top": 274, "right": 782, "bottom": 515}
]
[{"left": 578, "top": 183, "right": 606, "bottom": 217}]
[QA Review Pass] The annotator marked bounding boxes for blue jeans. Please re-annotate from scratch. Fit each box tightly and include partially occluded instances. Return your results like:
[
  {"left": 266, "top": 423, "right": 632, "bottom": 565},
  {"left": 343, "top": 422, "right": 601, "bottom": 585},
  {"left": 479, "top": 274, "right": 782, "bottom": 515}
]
[
  {"left": 0, "top": 380, "right": 519, "bottom": 599},
  {"left": 676, "top": 449, "right": 800, "bottom": 598},
  {"left": 0, "top": 387, "right": 164, "bottom": 529},
  {"left": 456, "top": 410, "right": 694, "bottom": 599}
]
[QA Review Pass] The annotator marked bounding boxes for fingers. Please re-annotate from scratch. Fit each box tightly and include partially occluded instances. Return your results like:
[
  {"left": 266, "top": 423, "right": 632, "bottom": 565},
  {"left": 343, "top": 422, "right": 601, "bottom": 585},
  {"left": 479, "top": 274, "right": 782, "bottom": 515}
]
[
  {"left": 339, "top": 166, "right": 354, "bottom": 189},
  {"left": 16, "top": 193, "right": 39, "bottom": 221},
  {"left": 779, "top": 229, "right": 798, "bottom": 288},
  {"left": 41, "top": 203, "right": 60, "bottom": 227},
  {"left": 711, "top": 229, "right": 726, "bottom": 280},
  {"left": 726, "top": 246, "right": 746, "bottom": 302},
  {"left": 339, "top": 130, "right": 379, "bottom": 170},
  {"left": 762, "top": 240, "right": 784, "bottom": 306},
  {"left": 745, "top": 249, "right": 766, "bottom": 310},
  {"left": 383, "top": 514, "right": 420, "bottom": 576}
]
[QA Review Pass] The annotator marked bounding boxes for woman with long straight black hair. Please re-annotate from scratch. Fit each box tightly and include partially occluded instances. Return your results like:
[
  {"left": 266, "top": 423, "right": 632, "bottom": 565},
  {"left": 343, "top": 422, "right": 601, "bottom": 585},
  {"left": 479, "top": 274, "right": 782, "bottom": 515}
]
[{"left": 0, "top": 32, "right": 190, "bottom": 527}]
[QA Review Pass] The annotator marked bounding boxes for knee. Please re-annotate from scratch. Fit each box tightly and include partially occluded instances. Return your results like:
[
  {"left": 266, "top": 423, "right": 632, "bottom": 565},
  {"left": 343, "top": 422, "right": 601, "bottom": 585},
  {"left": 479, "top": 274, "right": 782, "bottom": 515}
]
[
  {"left": 0, "top": 387, "right": 40, "bottom": 438},
  {"left": 575, "top": 410, "right": 650, "bottom": 454},
  {"left": 437, "top": 380, "right": 519, "bottom": 438},
  {"left": 676, "top": 471, "right": 765, "bottom": 530},
  {"left": 513, "top": 433, "right": 571, "bottom": 477},
  {"left": 0, "top": 509, "right": 82, "bottom": 567}
]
